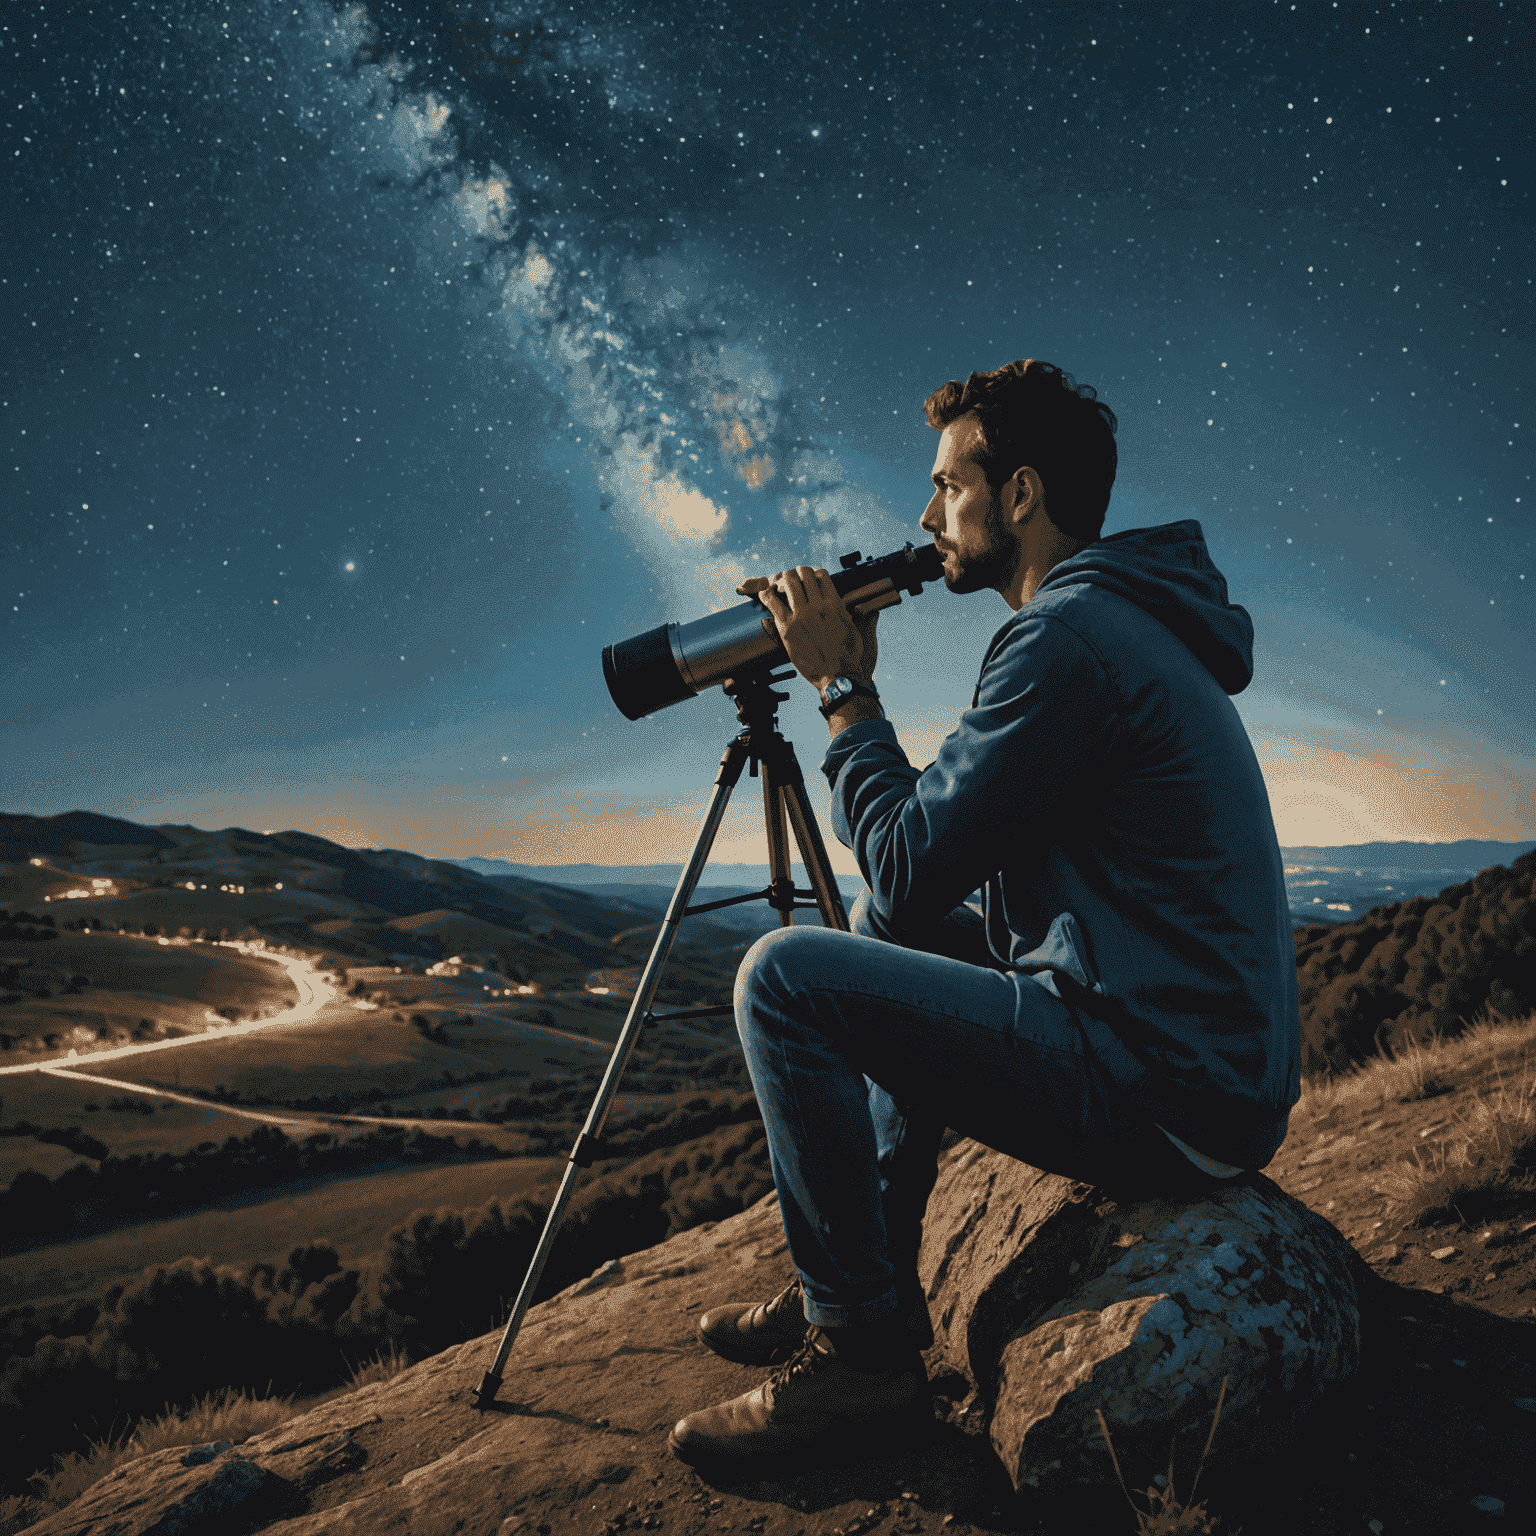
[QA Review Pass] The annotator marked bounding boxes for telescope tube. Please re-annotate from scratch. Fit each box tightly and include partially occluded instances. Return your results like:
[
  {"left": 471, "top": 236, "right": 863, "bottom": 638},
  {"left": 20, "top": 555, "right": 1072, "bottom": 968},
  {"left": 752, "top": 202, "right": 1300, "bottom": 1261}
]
[{"left": 602, "top": 541, "right": 944, "bottom": 721}]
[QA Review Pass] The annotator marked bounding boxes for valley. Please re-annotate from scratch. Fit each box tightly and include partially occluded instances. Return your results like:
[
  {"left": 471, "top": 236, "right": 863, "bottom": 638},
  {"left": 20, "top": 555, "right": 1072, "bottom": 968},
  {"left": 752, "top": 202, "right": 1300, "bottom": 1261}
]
[{"left": 3, "top": 809, "right": 1534, "bottom": 1519}]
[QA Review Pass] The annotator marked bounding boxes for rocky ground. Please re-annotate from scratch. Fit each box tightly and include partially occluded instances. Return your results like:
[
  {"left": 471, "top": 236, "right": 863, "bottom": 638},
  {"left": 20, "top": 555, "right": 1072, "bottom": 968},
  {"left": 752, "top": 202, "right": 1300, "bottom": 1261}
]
[
  {"left": 16, "top": 1120, "right": 1534, "bottom": 1536},
  {"left": 6, "top": 874, "right": 1534, "bottom": 1536}
]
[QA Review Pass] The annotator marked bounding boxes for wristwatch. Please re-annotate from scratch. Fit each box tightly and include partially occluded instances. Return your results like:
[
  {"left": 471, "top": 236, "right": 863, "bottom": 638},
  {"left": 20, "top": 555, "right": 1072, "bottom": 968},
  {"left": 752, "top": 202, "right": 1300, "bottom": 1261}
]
[{"left": 817, "top": 675, "right": 882, "bottom": 719}]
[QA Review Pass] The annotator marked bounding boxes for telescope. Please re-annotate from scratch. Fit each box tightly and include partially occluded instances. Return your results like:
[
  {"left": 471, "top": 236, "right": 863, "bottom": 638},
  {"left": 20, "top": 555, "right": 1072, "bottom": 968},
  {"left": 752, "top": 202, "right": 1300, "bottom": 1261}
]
[{"left": 602, "top": 540, "right": 945, "bottom": 720}]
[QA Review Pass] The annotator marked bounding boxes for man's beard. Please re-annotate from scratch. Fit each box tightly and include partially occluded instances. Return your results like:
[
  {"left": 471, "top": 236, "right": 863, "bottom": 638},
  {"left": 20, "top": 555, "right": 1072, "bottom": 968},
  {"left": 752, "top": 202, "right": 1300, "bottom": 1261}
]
[{"left": 943, "top": 485, "right": 1020, "bottom": 596}]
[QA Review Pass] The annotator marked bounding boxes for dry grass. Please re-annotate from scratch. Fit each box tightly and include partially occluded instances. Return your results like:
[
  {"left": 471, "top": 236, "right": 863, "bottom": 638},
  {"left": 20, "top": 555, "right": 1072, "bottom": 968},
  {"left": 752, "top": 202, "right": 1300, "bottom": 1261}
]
[
  {"left": 1096, "top": 1376, "right": 1238, "bottom": 1534},
  {"left": 341, "top": 1339, "right": 413, "bottom": 1391},
  {"left": 1295, "top": 1009, "right": 1536, "bottom": 1116},
  {"left": 0, "top": 1387, "right": 299, "bottom": 1532},
  {"left": 40, "top": 1388, "right": 296, "bottom": 1504},
  {"left": 1376, "top": 1063, "right": 1536, "bottom": 1227},
  {"left": 1293, "top": 1009, "right": 1536, "bottom": 1228}
]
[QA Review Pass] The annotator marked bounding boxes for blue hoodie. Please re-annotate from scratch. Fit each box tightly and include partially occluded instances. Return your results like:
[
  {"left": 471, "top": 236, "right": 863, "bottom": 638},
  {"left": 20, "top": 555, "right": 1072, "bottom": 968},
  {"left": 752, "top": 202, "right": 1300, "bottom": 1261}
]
[{"left": 822, "top": 518, "right": 1300, "bottom": 1171}]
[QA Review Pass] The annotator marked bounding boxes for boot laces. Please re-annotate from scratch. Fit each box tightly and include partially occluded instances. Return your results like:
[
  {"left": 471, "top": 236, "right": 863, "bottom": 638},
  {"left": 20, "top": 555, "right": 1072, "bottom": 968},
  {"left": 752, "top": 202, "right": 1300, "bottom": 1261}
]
[
  {"left": 766, "top": 1328, "right": 827, "bottom": 1396},
  {"left": 763, "top": 1274, "right": 803, "bottom": 1321}
]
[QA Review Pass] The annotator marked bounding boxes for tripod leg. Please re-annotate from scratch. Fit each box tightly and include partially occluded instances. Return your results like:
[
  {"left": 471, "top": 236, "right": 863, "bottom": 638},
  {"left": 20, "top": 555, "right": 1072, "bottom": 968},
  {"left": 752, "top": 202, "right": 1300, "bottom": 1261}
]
[
  {"left": 472, "top": 734, "right": 753, "bottom": 1409},
  {"left": 780, "top": 774, "right": 851, "bottom": 933},
  {"left": 758, "top": 730, "right": 850, "bottom": 933},
  {"left": 762, "top": 750, "right": 797, "bottom": 928}
]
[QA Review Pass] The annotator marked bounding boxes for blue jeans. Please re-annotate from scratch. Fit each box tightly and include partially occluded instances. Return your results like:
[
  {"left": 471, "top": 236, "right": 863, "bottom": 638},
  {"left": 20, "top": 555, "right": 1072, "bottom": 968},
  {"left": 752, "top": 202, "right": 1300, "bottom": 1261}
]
[{"left": 733, "top": 890, "right": 1235, "bottom": 1329}]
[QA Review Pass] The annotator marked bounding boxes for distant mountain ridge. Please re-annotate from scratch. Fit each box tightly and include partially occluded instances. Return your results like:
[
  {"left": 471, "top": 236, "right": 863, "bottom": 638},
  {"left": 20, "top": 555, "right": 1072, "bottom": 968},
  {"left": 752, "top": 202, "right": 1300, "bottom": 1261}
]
[
  {"left": 0, "top": 809, "right": 743, "bottom": 982},
  {"left": 1280, "top": 840, "right": 1536, "bottom": 869},
  {"left": 457, "top": 843, "right": 1536, "bottom": 888},
  {"left": 453, "top": 856, "right": 867, "bottom": 902},
  {"left": 7, "top": 815, "right": 1530, "bottom": 945},
  {"left": 454, "top": 843, "right": 1536, "bottom": 930}
]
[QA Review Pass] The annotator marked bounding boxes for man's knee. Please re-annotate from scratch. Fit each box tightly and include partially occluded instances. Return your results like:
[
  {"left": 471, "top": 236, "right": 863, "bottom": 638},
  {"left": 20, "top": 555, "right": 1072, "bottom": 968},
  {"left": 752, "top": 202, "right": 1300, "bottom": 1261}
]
[
  {"left": 734, "top": 924, "right": 829, "bottom": 1016},
  {"left": 733, "top": 923, "right": 884, "bottom": 1041}
]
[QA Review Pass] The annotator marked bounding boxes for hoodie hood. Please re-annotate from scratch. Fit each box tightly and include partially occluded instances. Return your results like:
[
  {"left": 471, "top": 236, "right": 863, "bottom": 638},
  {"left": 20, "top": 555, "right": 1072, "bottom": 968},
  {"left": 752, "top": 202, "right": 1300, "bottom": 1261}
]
[{"left": 1037, "top": 519, "right": 1255, "bottom": 694}]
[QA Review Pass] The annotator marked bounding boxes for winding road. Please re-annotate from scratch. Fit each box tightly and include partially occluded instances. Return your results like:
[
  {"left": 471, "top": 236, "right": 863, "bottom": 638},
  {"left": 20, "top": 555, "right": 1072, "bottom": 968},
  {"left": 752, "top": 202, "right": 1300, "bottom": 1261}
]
[
  {"left": 0, "top": 939, "right": 338, "bottom": 1080},
  {"left": 0, "top": 938, "right": 637, "bottom": 1133}
]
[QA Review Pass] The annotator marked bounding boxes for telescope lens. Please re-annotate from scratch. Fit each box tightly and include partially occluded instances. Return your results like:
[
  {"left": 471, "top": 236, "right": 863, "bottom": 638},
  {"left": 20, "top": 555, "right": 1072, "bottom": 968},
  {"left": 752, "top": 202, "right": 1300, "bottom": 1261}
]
[{"left": 603, "top": 624, "right": 695, "bottom": 721}]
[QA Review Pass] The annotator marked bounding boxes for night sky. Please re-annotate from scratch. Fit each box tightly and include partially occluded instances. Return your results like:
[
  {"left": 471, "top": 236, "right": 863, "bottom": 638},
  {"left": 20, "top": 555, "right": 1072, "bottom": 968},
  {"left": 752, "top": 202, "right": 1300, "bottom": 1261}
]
[{"left": 5, "top": 1, "right": 1531, "bottom": 874}]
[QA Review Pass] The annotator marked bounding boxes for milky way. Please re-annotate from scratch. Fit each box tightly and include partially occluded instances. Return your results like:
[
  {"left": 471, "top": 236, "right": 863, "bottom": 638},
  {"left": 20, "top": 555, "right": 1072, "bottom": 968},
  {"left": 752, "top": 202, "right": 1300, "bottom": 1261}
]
[{"left": 4, "top": 1, "right": 1531, "bottom": 860}]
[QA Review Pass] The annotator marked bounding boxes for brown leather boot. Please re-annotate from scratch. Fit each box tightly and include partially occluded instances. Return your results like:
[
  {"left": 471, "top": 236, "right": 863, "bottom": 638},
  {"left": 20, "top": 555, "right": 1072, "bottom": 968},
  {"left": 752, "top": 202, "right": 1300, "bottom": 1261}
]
[
  {"left": 696, "top": 1276, "right": 811, "bottom": 1366},
  {"left": 670, "top": 1325, "right": 930, "bottom": 1469},
  {"left": 697, "top": 1276, "right": 934, "bottom": 1366}
]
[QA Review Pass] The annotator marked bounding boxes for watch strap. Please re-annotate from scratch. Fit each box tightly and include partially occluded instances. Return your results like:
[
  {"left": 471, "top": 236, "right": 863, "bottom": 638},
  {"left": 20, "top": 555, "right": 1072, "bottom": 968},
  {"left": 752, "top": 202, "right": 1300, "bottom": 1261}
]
[{"left": 818, "top": 676, "right": 881, "bottom": 718}]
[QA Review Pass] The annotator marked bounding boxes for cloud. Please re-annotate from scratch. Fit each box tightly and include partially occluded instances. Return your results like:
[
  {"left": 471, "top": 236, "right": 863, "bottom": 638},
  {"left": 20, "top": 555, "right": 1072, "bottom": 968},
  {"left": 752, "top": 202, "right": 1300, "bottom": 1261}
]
[{"left": 1260, "top": 743, "right": 1534, "bottom": 845}]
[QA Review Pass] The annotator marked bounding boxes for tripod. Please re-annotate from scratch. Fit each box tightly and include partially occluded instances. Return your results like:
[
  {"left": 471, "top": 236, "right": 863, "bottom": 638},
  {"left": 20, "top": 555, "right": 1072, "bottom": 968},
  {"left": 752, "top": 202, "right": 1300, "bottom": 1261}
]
[{"left": 473, "top": 664, "right": 850, "bottom": 1409}]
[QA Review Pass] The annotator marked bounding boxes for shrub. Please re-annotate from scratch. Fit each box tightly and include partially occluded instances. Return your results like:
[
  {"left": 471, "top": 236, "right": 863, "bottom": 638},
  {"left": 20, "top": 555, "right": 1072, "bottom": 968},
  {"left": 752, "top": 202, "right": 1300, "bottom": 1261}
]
[
  {"left": 371, "top": 1117, "right": 771, "bottom": 1358},
  {"left": 0, "top": 1114, "right": 773, "bottom": 1493},
  {"left": 0, "top": 1125, "right": 511, "bottom": 1253},
  {"left": 1295, "top": 850, "right": 1536, "bottom": 1074},
  {"left": 0, "top": 1242, "right": 366, "bottom": 1489}
]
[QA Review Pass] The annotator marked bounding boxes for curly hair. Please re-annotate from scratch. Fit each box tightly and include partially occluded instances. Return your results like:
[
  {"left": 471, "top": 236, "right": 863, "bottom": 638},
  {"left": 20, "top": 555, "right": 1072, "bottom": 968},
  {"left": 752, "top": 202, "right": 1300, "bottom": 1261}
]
[{"left": 923, "top": 359, "right": 1118, "bottom": 542}]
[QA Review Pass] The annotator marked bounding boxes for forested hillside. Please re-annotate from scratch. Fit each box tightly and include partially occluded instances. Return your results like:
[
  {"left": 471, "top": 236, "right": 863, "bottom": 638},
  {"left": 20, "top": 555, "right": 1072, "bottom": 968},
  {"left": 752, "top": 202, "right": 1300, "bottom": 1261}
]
[{"left": 1295, "top": 849, "right": 1536, "bottom": 1074}]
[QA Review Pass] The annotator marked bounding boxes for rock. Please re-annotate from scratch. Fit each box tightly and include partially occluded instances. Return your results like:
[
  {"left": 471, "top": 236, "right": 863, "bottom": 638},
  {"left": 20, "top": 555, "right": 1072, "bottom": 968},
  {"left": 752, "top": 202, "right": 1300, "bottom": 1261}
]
[
  {"left": 915, "top": 1141, "right": 1362, "bottom": 1499},
  {"left": 180, "top": 1440, "right": 232, "bottom": 1466},
  {"left": 20, "top": 1444, "right": 293, "bottom": 1535}
]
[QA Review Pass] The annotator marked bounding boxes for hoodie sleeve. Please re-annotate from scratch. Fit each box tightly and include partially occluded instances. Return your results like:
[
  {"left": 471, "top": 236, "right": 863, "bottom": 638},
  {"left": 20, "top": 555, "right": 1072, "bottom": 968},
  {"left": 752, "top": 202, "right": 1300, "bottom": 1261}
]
[{"left": 822, "top": 611, "right": 1116, "bottom": 934}]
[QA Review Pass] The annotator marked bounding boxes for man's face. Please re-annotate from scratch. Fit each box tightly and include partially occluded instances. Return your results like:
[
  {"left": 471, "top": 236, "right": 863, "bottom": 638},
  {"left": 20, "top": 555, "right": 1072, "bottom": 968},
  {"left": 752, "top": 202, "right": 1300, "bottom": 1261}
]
[{"left": 919, "top": 415, "right": 1019, "bottom": 596}]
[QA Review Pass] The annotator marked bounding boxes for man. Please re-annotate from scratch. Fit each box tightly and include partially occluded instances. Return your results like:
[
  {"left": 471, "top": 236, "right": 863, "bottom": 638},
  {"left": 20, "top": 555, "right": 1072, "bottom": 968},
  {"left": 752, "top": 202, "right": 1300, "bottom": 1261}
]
[{"left": 667, "top": 358, "right": 1300, "bottom": 1468}]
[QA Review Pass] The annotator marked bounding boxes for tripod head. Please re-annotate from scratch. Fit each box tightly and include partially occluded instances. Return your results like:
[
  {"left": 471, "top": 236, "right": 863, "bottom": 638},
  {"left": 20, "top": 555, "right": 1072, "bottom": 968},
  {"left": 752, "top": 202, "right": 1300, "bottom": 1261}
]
[{"left": 721, "top": 664, "right": 795, "bottom": 738}]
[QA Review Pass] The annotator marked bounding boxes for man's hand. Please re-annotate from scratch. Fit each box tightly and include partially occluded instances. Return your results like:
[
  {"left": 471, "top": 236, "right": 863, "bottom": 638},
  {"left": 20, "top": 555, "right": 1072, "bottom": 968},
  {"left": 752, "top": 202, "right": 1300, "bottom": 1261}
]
[{"left": 735, "top": 566, "right": 901, "bottom": 689}]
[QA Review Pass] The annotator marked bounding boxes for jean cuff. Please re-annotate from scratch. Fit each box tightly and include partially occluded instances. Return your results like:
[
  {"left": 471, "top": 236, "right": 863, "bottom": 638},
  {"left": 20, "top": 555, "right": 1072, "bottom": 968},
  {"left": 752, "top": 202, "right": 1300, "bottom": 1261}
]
[{"left": 799, "top": 1284, "right": 901, "bottom": 1329}]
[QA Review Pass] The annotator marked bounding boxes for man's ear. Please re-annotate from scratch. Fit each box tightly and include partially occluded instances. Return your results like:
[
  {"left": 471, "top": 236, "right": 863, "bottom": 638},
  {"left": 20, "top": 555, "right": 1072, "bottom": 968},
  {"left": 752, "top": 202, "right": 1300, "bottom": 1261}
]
[{"left": 1008, "top": 465, "right": 1045, "bottom": 524}]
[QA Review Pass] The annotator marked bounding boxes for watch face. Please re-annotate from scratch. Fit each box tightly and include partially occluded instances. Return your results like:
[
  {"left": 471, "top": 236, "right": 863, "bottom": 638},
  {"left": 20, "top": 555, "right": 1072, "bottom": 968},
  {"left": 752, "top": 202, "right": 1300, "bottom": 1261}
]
[{"left": 819, "top": 677, "right": 852, "bottom": 714}]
